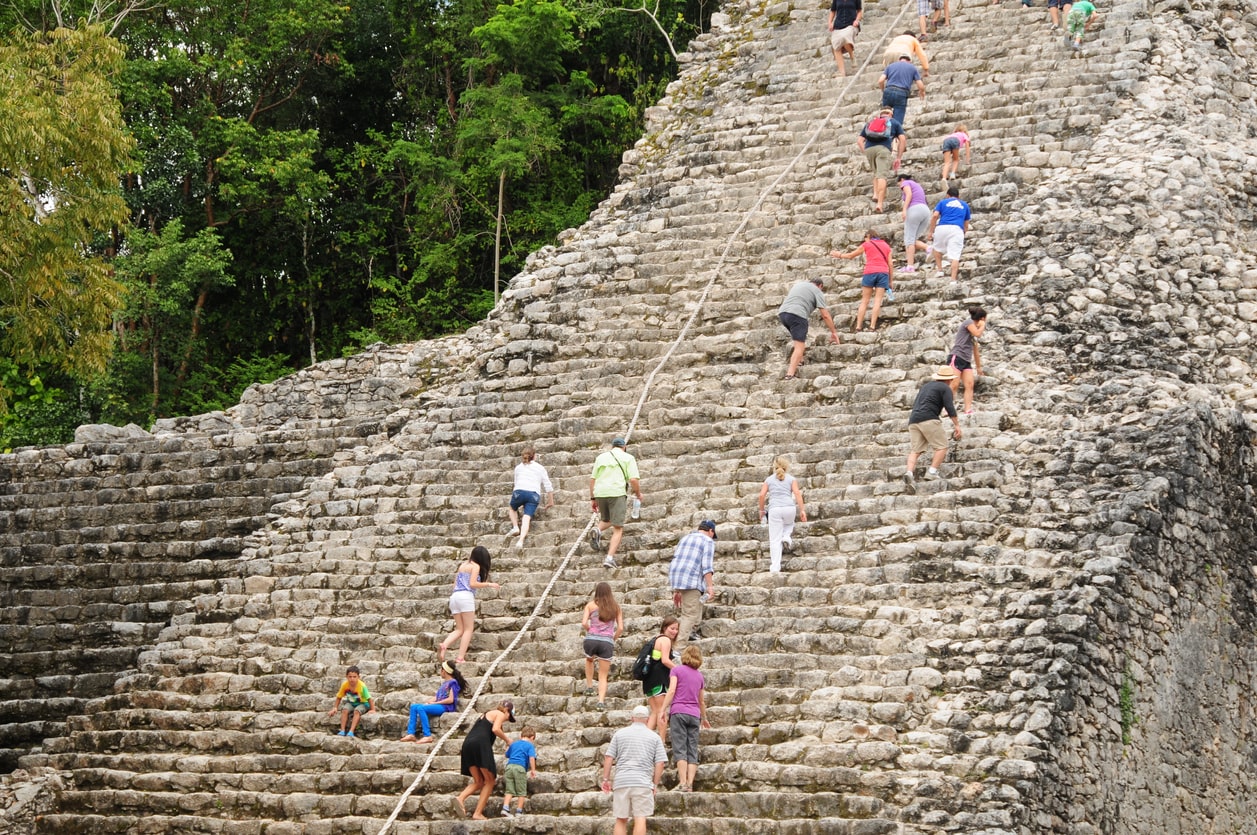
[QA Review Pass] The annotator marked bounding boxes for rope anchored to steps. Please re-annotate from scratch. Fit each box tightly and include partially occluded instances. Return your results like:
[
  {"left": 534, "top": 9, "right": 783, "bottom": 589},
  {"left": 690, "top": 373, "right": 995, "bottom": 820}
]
[{"left": 376, "top": 4, "right": 914, "bottom": 831}]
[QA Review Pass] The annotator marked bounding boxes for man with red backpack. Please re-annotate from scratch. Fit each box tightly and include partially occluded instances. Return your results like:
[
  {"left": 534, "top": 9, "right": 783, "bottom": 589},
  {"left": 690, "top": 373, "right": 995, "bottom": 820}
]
[{"left": 856, "top": 109, "right": 905, "bottom": 212}]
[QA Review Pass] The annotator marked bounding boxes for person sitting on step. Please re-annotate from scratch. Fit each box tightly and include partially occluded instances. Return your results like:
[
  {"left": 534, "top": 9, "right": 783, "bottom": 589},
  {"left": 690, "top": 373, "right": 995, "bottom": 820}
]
[{"left": 400, "top": 660, "right": 468, "bottom": 743}]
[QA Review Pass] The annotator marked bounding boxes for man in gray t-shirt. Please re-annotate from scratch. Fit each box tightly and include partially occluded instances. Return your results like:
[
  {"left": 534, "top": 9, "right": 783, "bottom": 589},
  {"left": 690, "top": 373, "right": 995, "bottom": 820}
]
[
  {"left": 777, "top": 278, "right": 840, "bottom": 379},
  {"left": 602, "top": 705, "right": 668, "bottom": 833}
]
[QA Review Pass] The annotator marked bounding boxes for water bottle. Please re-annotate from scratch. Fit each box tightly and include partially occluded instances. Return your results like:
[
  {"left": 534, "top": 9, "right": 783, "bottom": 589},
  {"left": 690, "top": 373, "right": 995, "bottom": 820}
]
[{"left": 631, "top": 497, "right": 641, "bottom": 519}]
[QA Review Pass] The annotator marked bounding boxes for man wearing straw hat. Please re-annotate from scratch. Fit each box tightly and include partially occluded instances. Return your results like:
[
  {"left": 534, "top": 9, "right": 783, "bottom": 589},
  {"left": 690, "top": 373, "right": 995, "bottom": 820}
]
[{"left": 903, "top": 365, "right": 963, "bottom": 491}]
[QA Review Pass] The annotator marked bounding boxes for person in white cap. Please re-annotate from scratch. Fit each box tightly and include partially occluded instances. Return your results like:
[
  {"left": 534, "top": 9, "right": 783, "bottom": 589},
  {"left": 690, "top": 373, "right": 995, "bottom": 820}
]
[
  {"left": 903, "top": 366, "right": 963, "bottom": 490},
  {"left": 602, "top": 704, "right": 668, "bottom": 835}
]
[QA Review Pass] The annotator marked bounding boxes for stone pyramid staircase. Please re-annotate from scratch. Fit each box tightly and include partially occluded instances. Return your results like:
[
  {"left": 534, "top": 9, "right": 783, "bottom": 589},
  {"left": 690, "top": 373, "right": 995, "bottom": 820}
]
[{"left": 5, "top": 0, "right": 1257, "bottom": 833}]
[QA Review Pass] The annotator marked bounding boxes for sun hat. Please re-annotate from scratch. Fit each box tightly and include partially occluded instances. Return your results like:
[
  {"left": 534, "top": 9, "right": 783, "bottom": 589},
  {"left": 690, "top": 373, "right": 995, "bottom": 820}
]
[{"left": 931, "top": 365, "right": 959, "bottom": 381}]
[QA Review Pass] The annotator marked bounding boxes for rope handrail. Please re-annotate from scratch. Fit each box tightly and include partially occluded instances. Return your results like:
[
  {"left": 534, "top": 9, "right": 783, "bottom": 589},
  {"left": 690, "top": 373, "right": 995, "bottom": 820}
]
[{"left": 375, "top": 5, "right": 914, "bottom": 831}]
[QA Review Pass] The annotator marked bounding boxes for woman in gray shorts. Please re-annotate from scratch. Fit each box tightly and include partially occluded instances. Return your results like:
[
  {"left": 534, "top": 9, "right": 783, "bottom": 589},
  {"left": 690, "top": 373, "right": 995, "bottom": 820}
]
[{"left": 580, "top": 582, "right": 624, "bottom": 709}]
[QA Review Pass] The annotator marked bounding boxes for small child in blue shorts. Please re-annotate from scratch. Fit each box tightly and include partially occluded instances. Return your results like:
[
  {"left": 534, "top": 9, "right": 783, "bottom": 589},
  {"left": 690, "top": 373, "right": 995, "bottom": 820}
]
[{"left": 500, "top": 727, "right": 538, "bottom": 816}]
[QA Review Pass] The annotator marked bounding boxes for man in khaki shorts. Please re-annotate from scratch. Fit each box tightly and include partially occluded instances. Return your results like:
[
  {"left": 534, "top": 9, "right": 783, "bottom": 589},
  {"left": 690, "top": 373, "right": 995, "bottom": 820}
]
[
  {"left": 903, "top": 365, "right": 963, "bottom": 490},
  {"left": 601, "top": 705, "right": 667, "bottom": 835},
  {"left": 856, "top": 109, "right": 905, "bottom": 213}
]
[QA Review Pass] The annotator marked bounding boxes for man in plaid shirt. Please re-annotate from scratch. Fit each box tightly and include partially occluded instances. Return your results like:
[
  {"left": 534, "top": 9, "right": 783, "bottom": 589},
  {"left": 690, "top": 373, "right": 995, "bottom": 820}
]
[{"left": 667, "top": 520, "right": 717, "bottom": 651}]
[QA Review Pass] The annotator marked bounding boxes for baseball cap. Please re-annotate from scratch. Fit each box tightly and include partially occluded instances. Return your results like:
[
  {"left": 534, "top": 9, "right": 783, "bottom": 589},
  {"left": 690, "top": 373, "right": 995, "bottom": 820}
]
[
  {"left": 612, "top": 438, "right": 627, "bottom": 448},
  {"left": 698, "top": 520, "right": 718, "bottom": 540},
  {"left": 631, "top": 705, "right": 651, "bottom": 720}
]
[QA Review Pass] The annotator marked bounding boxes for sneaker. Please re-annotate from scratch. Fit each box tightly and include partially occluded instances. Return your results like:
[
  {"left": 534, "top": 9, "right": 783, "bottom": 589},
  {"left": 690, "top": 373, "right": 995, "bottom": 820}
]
[
  {"left": 925, "top": 245, "right": 933, "bottom": 255},
  {"left": 514, "top": 538, "right": 524, "bottom": 550},
  {"left": 782, "top": 539, "right": 793, "bottom": 554},
  {"left": 923, "top": 469, "right": 940, "bottom": 481},
  {"left": 902, "top": 472, "right": 916, "bottom": 493},
  {"left": 583, "top": 686, "right": 596, "bottom": 696},
  {"left": 964, "top": 408, "right": 975, "bottom": 416},
  {"left": 336, "top": 730, "right": 347, "bottom": 736},
  {"left": 885, "top": 288, "right": 896, "bottom": 302},
  {"left": 933, "top": 270, "right": 945, "bottom": 279},
  {"left": 589, "top": 527, "right": 602, "bottom": 551},
  {"left": 899, "top": 264, "right": 917, "bottom": 273},
  {"left": 509, "top": 525, "right": 520, "bottom": 536},
  {"left": 501, "top": 807, "right": 512, "bottom": 818},
  {"left": 596, "top": 701, "right": 607, "bottom": 710},
  {"left": 346, "top": 731, "right": 355, "bottom": 738},
  {"left": 603, "top": 555, "right": 618, "bottom": 569}
]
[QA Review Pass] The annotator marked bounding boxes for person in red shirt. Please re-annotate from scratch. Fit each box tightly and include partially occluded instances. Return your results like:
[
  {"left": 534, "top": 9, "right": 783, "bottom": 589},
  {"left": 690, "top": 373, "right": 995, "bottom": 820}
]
[{"left": 831, "top": 229, "right": 895, "bottom": 332}]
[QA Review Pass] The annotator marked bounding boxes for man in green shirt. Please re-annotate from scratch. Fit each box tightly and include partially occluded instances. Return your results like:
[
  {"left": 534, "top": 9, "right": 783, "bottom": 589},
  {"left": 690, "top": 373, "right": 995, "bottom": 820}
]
[{"left": 589, "top": 438, "right": 642, "bottom": 569}]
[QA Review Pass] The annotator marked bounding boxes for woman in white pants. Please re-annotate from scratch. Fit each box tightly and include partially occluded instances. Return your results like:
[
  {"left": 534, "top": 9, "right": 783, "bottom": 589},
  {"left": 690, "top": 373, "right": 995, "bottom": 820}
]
[{"left": 757, "top": 457, "right": 807, "bottom": 573}]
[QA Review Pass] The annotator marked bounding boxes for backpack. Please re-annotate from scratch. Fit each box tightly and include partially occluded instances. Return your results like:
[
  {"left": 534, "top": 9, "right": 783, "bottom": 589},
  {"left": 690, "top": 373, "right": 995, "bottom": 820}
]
[
  {"left": 629, "top": 637, "right": 657, "bottom": 681},
  {"left": 865, "top": 117, "right": 892, "bottom": 140}
]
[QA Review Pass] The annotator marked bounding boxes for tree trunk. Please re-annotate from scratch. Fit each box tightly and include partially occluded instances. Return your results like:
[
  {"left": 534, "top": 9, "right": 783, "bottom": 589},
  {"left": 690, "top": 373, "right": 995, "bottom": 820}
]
[
  {"left": 172, "top": 288, "right": 208, "bottom": 397},
  {"left": 494, "top": 168, "right": 506, "bottom": 305}
]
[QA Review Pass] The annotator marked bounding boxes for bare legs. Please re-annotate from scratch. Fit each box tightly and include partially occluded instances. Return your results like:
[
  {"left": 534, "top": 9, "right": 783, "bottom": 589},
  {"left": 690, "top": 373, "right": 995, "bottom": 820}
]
[
  {"left": 906, "top": 445, "right": 948, "bottom": 475},
  {"left": 941, "top": 149, "right": 959, "bottom": 181},
  {"left": 583, "top": 658, "right": 612, "bottom": 702},
  {"left": 455, "top": 766, "right": 496, "bottom": 820},
  {"left": 439, "top": 610, "right": 476, "bottom": 662},
  {"left": 785, "top": 340, "right": 806, "bottom": 377},
  {"left": 647, "top": 693, "right": 668, "bottom": 743},
  {"left": 872, "top": 176, "right": 887, "bottom": 211},
  {"left": 597, "top": 522, "right": 624, "bottom": 558},
  {"left": 676, "top": 759, "right": 698, "bottom": 790},
  {"left": 853, "top": 287, "right": 886, "bottom": 332},
  {"left": 951, "top": 369, "right": 976, "bottom": 412}
]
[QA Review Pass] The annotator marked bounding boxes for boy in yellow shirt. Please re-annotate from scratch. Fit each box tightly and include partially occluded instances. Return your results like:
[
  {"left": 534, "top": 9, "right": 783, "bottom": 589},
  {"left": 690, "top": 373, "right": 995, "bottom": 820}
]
[{"left": 327, "top": 665, "right": 375, "bottom": 737}]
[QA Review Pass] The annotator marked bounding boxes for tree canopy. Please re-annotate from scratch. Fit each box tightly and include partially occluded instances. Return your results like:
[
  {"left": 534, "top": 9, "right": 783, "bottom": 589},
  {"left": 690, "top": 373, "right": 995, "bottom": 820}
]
[{"left": 0, "top": 0, "right": 709, "bottom": 446}]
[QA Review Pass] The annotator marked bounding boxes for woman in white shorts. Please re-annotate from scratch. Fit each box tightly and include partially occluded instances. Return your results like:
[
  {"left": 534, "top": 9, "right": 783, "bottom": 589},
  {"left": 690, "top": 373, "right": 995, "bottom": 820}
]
[{"left": 439, "top": 546, "right": 500, "bottom": 663}]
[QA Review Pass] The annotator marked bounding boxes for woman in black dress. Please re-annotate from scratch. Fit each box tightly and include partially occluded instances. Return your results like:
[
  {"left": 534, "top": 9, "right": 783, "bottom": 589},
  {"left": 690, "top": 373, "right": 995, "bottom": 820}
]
[{"left": 453, "top": 699, "right": 515, "bottom": 819}]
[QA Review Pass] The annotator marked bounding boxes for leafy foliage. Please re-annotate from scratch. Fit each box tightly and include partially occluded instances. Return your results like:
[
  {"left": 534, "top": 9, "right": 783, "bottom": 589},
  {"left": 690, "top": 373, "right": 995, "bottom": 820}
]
[
  {"left": 0, "top": 24, "right": 133, "bottom": 405},
  {"left": 0, "top": 0, "right": 710, "bottom": 436}
]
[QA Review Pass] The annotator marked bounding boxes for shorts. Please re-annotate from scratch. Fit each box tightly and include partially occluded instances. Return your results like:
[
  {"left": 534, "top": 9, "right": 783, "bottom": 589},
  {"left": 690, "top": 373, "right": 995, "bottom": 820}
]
[
  {"left": 509, "top": 489, "right": 540, "bottom": 517},
  {"left": 595, "top": 495, "right": 627, "bottom": 526},
  {"left": 861, "top": 273, "right": 891, "bottom": 290},
  {"left": 612, "top": 786, "right": 655, "bottom": 819},
  {"left": 669, "top": 712, "right": 701, "bottom": 763},
  {"left": 947, "top": 354, "right": 973, "bottom": 373},
  {"left": 1048, "top": 0, "right": 1070, "bottom": 8},
  {"left": 344, "top": 701, "right": 369, "bottom": 715},
  {"left": 1066, "top": 9, "right": 1087, "bottom": 34},
  {"left": 864, "top": 144, "right": 892, "bottom": 180},
  {"left": 904, "top": 204, "right": 931, "bottom": 244},
  {"left": 941, "top": 137, "right": 961, "bottom": 153},
  {"left": 778, "top": 312, "right": 809, "bottom": 343},
  {"left": 830, "top": 25, "right": 856, "bottom": 52},
  {"left": 584, "top": 637, "right": 614, "bottom": 660},
  {"left": 932, "top": 224, "right": 965, "bottom": 263},
  {"left": 503, "top": 763, "right": 529, "bottom": 796},
  {"left": 450, "top": 589, "right": 476, "bottom": 615},
  {"left": 909, "top": 419, "right": 949, "bottom": 454},
  {"left": 917, "top": 0, "right": 943, "bottom": 13}
]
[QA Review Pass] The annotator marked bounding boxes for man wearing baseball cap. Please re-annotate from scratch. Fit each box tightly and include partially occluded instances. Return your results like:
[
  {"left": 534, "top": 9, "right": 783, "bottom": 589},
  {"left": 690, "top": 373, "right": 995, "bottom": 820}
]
[
  {"left": 667, "top": 520, "right": 717, "bottom": 650},
  {"left": 903, "top": 365, "right": 963, "bottom": 491},
  {"left": 602, "top": 704, "right": 668, "bottom": 834},
  {"left": 590, "top": 437, "right": 643, "bottom": 569}
]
